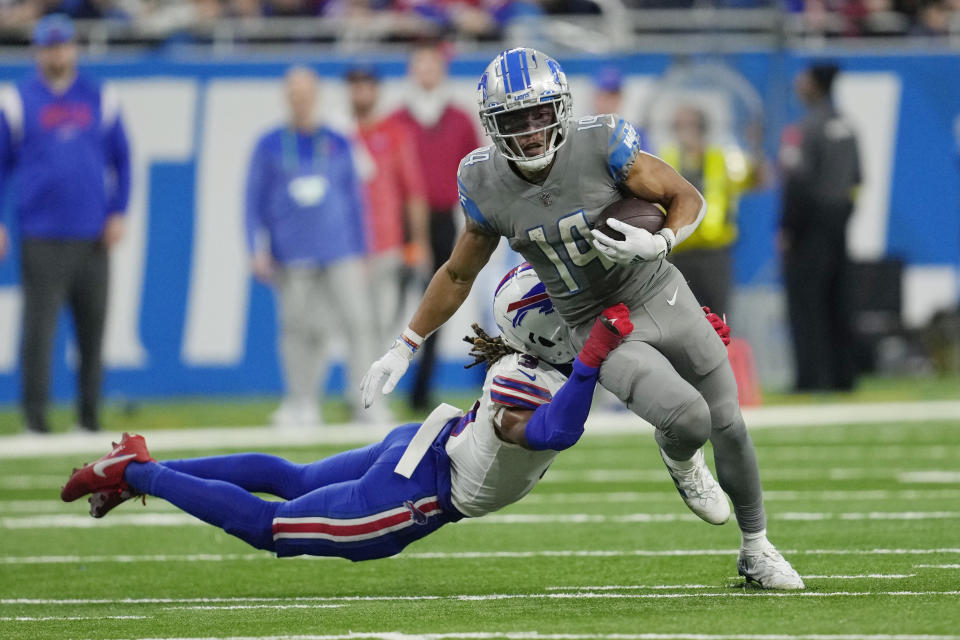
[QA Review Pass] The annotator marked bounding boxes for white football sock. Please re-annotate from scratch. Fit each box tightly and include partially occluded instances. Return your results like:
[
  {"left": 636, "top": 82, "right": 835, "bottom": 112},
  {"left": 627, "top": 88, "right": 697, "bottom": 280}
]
[
  {"left": 741, "top": 528, "right": 771, "bottom": 552},
  {"left": 661, "top": 449, "right": 696, "bottom": 470}
]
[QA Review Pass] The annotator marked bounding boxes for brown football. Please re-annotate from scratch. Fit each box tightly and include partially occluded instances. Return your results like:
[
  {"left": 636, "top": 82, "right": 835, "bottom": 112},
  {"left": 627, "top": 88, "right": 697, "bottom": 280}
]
[{"left": 594, "top": 198, "right": 665, "bottom": 241}]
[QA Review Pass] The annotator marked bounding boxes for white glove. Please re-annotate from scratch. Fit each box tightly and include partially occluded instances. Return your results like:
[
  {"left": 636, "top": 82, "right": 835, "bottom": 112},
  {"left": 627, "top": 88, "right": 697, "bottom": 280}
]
[
  {"left": 591, "top": 219, "right": 671, "bottom": 264},
  {"left": 360, "top": 329, "right": 422, "bottom": 408}
]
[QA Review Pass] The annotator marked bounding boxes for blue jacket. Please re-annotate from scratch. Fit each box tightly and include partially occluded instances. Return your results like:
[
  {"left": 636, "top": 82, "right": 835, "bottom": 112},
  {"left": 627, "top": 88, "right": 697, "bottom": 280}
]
[
  {"left": 244, "top": 125, "right": 366, "bottom": 266},
  {"left": 0, "top": 71, "right": 130, "bottom": 240}
]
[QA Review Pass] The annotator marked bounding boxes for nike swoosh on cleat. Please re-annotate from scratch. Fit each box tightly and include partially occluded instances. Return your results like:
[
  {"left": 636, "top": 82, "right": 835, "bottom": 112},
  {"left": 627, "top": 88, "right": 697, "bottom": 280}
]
[
  {"left": 666, "top": 286, "right": 679, "bottom": 306},
  {"left": 517, "top": 369, "right": 537, "bottom": 382},
  {"left": 93, "top": 454, "right": 137, "bottom": 478}
]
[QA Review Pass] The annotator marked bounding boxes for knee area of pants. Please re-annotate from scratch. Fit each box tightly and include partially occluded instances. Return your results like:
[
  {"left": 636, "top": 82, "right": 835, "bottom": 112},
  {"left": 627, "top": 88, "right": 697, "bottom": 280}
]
[{"left": 666, "top": 397, "right": 712, "bottom": 446}]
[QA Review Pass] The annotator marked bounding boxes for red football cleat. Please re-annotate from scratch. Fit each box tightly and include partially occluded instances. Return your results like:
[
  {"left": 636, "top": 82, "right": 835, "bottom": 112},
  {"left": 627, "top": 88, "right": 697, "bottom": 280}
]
[
  {"left": 61, "top": 433, "right": 154, "bottom": 503},
  {"left": 88, "top": 487, "right": 144, "bottom": 518}
]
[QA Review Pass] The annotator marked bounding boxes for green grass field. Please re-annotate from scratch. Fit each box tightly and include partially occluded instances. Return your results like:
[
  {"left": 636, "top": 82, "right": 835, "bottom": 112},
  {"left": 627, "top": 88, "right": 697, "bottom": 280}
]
[{"left": 1, "top": 415, "right": 959, "bottom": 640}]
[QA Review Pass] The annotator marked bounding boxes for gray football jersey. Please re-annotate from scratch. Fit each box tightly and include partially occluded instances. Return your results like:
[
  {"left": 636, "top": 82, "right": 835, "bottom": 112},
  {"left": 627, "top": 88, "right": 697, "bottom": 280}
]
[{"left": 458, "top": 114, "right": 672, "bottom": 326}]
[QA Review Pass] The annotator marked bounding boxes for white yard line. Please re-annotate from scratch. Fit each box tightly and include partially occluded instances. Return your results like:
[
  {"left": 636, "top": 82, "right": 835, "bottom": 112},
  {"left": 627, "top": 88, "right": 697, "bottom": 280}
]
[
  {"left": 5, "top": 511, "right": 959, "bottom": 530},
  {"left": 3, "top": 548, "right": 960, "bottom": 566},
  {"left": 164, "top": 605, "right": 344, "bottom": 611},
  {"left": 914, "top": 564, "right": 960, "bottom": 569},
  {"left": 0, "top": 615, "right": 148, "bottom": 622},
  {"left": 897, "top": 472, "right": 960, "bottom": 484},
  {"left": 6, "top": 489, "right": 957, "bottom": 516},
  {"left": 79, "top": 634, "right": 960, "bottom": 640},
  {"left": 524, "top": 490, "right": 960, "bottom": 504},
  {"left": 6, "top": 591, "right": 960, "bottom": 607},
  {"left": 545, "top": 585, "right": 712, "bottom": 591},
  {"left": 2, "top": 400, "right": 958, "bottom": 460},
  {"left": 546, "top": 576, "right": 916, "bottom": 590},
  {"left": 799, "top": 574, "right": 916, "bottom": 579}
]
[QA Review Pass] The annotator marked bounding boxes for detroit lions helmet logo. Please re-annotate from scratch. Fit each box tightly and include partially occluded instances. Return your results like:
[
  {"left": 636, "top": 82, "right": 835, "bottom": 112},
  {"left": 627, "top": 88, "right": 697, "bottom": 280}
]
[{"left": 506, "top": 282, "right": 555, "bottom": 328}]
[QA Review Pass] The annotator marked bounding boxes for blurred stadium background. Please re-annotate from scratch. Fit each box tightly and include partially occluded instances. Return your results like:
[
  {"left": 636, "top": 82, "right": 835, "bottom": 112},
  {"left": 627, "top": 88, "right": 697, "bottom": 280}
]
[{"left": 0, "top": 0, "right": 959, "bottom": 428}]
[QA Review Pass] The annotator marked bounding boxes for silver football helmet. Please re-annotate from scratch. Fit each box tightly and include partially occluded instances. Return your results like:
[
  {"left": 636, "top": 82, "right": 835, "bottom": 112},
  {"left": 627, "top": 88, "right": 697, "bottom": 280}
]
[
  {"left": 477, "top": 48, "right": 573, "bottom": 172},
  {"left": 493, "top": 262, "right": 575, "bottom": 365}
]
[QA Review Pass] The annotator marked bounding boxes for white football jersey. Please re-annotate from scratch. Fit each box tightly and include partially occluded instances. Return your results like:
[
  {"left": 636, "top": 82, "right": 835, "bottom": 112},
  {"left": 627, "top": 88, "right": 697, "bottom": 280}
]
[{"left": 446, "top": 352, "right": 568, "bottom": 518}]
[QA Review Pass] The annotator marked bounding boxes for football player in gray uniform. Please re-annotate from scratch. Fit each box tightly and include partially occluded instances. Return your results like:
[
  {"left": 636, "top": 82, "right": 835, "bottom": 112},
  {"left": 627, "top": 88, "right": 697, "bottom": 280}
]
[{"left": 361, "top": 47, "right": 803, "bottom": 589}]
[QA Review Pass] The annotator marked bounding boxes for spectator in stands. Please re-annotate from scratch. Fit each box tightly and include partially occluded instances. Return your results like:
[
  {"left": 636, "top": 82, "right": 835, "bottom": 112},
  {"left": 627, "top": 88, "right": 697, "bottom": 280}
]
[
  {"left": 346, "top": 64, "right": 430, "bottom": 350},
  {"left": 778, "top": 62, "right": 861, "bottom": 392},
  {"left": 659, "top": 104, "right": 762, "bottom": 316},
  {"left": 244, "top": 65, "right": 379, "bottom": 427},
  {"left": 0, "top": 14, "right": 130, "bottom": 433},
  {"left": 391, "top": 40, "right": 481, "bottom": 410},
  {"left": 591, "top": 67, "right": 649, "bottom": 151}
]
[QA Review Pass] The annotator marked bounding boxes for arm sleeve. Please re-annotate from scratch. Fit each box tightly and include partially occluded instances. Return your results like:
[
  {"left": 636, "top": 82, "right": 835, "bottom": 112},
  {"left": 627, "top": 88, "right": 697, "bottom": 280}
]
[
  {"left": 105, "top": 113, "right": 131, "bottom": 214},
  {"left": 244, "top": 139, "right": 269, "bottom": 256},
  {"left": 523, "top": 358, "right": 599, "bottom": 451},
  {"left": 606, "top": 116, "right": 643, "bottom": 184}
]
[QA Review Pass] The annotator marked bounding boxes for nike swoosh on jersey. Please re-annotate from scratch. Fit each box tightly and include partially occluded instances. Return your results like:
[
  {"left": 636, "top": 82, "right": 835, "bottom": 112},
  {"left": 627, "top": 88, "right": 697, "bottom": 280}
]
[
  {"left": 516, "top": 369, "right": 537, "bottom": 382},
  {"left": 93, "top": 454, "right": 137, "bottom": 478},
  {"left": 666, "top": 286, "right": 679, "bottom": 306}
]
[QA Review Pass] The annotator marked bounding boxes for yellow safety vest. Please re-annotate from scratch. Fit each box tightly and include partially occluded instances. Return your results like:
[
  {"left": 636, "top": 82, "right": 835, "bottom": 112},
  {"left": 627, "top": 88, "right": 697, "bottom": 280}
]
[{"left": 659, "top": 145, "right": 749, "bottom": 252}]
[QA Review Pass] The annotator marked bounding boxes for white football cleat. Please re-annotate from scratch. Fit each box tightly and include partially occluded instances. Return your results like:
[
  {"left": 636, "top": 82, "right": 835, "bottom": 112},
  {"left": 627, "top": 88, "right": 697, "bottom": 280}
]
[
  {"left": 660, "top": 447, "right": 731, "bottom": 525},
  {"left": 738, "top": 546, "right": 805, "bottom": 590}
]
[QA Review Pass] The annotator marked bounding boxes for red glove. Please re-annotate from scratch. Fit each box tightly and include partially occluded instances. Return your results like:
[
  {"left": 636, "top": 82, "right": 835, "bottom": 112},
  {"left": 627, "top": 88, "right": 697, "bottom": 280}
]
[
  {"left": 703, "top": 306, "right": 731, "bottom": 346},
  {"left": 578, "top": 303, "right": 634, "bottom": 368}
]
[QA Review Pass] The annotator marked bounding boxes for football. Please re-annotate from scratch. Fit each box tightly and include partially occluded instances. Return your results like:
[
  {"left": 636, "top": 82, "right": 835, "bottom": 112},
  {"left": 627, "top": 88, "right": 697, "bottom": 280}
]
[{"left": 594, "top": 197, "right": 666, "bottom": 241}]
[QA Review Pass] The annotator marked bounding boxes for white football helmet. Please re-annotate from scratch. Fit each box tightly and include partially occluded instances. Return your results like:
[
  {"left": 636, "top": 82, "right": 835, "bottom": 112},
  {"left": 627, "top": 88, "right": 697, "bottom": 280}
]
[
  {"left": 493, "top": 263, "right": 575, "bottom": 365},
  {"left": 477, "top": 48, "right": 572, "bottom": 171}
]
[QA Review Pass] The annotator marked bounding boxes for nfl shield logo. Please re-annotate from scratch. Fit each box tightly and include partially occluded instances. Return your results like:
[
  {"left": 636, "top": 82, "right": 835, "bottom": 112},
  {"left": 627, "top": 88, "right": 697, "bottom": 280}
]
[{"left": 539, "top": 192, "right": 553, "bottom": 207}]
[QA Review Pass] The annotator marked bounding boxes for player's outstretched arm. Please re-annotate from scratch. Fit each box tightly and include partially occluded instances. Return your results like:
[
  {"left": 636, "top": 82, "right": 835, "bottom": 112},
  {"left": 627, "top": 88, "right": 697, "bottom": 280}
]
[
  {"left": 592, "top": 153, "right": 707, "bottom": 264},
  {"left": 495, "top": 304, "right": 634, "bottom": 450},
  {"left": 360, "top": 225, "right": 500, "bottom": 408}
]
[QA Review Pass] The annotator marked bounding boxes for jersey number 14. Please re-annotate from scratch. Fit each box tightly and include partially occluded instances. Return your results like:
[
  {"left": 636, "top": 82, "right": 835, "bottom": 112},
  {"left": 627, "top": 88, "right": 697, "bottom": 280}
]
[{"left": 527, "top": 209, "right": 614, "bottom": 294}]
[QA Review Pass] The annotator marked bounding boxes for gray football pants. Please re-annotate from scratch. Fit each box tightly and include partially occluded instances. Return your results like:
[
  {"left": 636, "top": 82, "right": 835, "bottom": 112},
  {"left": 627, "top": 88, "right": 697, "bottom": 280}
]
[
  {"left": 569, "top": 265, "right": 765, "bottom": 533},
  {"left": 274, "top": 258, "right": 377, "bottom": 413}
]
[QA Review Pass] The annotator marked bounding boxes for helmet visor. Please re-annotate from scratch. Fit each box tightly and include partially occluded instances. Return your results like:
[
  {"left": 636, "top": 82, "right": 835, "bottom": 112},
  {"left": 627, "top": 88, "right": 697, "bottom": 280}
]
[{"left": 491, "top": 102, "right": 563, "bottom": 161}]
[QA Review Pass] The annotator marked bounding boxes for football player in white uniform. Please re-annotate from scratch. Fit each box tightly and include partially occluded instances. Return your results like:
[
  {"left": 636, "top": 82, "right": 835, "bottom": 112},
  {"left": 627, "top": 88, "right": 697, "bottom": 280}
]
[
  {"left": 361, "top": 48, "right": 803, "bottom": 589},
  {"left": 63, "top": 266, "right": 692, "bottom": 562}
]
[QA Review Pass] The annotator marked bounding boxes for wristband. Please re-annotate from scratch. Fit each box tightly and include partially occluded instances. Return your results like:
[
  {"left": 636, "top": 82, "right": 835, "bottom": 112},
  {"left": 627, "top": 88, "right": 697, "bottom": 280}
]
[
  {"left": 656, "top": 228, "right": 676, "bottom": 256},
  {"left": 395, "top": 327, "right": 425, "bottom": 359}
]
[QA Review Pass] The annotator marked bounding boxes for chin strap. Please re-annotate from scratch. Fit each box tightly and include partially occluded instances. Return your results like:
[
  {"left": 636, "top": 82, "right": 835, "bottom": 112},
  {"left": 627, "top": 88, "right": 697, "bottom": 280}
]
[{"left": 514, "top": 152, "right": 556, "bottom": 174}]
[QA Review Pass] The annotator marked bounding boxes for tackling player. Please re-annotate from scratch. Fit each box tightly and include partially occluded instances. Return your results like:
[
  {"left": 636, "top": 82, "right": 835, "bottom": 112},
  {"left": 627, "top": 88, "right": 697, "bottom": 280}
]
[
  {"left": 61, "top": 266, "right": 689, "bottom": 561},
  {"left": 361, "top": 48, "right": 803, "bottom": 589}
]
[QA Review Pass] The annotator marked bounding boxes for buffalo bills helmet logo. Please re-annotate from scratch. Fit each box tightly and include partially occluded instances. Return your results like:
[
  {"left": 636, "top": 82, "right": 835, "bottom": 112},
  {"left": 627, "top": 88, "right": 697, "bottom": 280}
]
[{"left": 506, "top": 282, "right": 555, "bottom": 328}]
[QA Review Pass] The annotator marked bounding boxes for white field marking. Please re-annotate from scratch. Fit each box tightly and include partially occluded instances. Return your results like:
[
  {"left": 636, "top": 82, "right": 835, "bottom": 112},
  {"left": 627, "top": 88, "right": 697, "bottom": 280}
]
[
  {"left": 4, "top": 548, "right": 960, "bottom": 568},
  {"left": 0, "top": 475, "right": 68, "bottom": 489},
  {"left": 2, "top": 399, "right": 958, "bottom": 460},
  {"left": 1, "top": 513, "right": 201, "bottom": 529},
  {"left": 0, "top": 499, "right": 176, "bottom": 514},
  {"left": 914, "top": 564, "right": 960, "bottom": 569},
  {"left": 11, "top": 487, "right": 960, "bottom": 519},
  {"left": 7, "top": 591, "right": 960, "bottom": 608},
  {"left": 8, "top": 511, "right": 960, "bottom": 530},
  {"left": 165, "top": 604, "right": 344, "bottom": 611},
  {"left": 541, "top": 468, "right": 947, "bottom": 484},
  {"left": 70, "top": 634, "right": 960, "bottom": 640},
  {"left": 898, "top": 471, "right": 960, "bottom": 484},
  {"left": 524, "top": 489, "right": 960, "bottom": 504},
  {"left": 546, "top": 576, "right": 917, "bottom": 590},
  {"left": 0, "top": 553, "right": 267, "bottom": 564},
  {"left": 800, "top": 574, "right": 916, "bottom": 579},
  {"left": 0, "top": 615, "right": 148, "bottom": 622},
  {"left": 545, "top": 585, "right": 711, "bottom": 591}
]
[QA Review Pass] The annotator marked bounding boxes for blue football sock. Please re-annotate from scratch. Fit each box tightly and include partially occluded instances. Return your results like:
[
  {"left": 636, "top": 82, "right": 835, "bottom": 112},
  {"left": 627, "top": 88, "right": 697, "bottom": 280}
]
[{"left": 125, "top": 461, "right": 278, "bottom": 551}]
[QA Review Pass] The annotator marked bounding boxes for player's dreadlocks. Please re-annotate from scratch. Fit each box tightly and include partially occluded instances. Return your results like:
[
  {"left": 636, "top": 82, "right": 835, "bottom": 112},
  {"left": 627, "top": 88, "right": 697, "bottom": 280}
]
[{"left": 463, "top": 323, "right": 518, "bottom": 369}]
